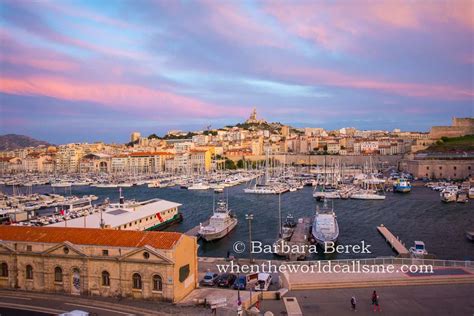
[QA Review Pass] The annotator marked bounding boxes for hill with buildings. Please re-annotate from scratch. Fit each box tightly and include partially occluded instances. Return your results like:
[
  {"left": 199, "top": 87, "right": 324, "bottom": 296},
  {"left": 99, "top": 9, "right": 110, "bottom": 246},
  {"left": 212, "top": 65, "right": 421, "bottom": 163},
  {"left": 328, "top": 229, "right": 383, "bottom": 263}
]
[{"left": 0, "top": 134, "right": 51, "bottom": 151}]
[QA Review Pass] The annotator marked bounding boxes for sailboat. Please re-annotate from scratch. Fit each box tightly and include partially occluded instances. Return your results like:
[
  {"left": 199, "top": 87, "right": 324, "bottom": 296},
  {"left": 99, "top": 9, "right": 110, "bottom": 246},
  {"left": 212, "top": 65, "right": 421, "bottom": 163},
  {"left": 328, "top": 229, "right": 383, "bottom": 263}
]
[{"left": 273, "top": 193, "right": 291, "bottom": 257}]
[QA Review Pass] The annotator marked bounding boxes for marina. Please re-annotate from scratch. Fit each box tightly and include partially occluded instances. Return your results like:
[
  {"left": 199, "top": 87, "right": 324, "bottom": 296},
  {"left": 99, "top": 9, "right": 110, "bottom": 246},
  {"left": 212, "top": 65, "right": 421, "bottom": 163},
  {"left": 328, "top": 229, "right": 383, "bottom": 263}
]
[{"left": 0, "top": 179, "right": 473, "bottom": 261}]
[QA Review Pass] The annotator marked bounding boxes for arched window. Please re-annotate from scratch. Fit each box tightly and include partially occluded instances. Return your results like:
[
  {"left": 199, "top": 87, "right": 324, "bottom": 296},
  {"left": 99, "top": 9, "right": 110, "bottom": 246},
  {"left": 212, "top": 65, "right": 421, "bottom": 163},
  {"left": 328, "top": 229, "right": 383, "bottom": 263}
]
[
  {"left": 26, "top": 265, "right": 33, "bottom": 280},
  {"left": 132, "top": 273, "right": 142, "bottom": 289},
  {"left": 102, "top": 271, "right": 110, "bottom": 287},
  {"left": 0, "top": 262, "right": 8, "bottom": 277},
  {"left": 152, "top": 274, "right": 162, "bottom": 292},
  {"left": 54, "top": 267, "right": 63, "bottom": 283}
]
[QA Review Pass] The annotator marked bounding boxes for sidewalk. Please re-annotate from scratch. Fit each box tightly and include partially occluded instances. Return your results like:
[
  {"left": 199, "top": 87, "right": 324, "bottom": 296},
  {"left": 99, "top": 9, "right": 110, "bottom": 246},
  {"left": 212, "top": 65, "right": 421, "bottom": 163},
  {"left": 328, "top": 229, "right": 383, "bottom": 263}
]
[
  {"left": 285, "top": 264, "right": 474, "bottom": 290},
  {"left": 260, "top": 283, "right": 474, "bottom": 315}
]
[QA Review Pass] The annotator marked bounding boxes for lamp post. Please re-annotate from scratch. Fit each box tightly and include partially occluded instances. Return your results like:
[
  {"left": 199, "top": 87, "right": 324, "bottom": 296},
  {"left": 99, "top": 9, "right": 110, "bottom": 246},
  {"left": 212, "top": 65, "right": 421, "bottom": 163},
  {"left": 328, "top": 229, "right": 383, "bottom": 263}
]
[{"left": 245, "top": 213, "right": 254, "bottom": 263}]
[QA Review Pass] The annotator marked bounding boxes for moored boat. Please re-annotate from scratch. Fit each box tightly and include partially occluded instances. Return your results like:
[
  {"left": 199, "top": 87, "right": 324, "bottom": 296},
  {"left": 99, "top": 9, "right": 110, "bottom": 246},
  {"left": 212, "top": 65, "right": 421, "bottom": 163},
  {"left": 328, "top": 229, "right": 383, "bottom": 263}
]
[
  {"left": 440, "top": 188, "right": 457, "bottom": 203},
  {"left": 469, "top": 187, "right": 474, "bottom": 199},
  {"left": 456, "top": 190, "right": 469, "bottom": 203},
  {"left": 51, "top": 182, "right": 72, "bottom": 188},
  {"left": 466, "top": 231, "right": 474, "bottom": 242},
  {"left": 311, "top": 199, "right": 339, "bottom": 245},
  {"left": 409, "top": 241, "right": 428, "bottom": 257},
  {"left": 393, "top": 178, "right": 411, "bottom": 193},
  {"left": 198, "top": 199, "right": 238, "bottom": 241}
]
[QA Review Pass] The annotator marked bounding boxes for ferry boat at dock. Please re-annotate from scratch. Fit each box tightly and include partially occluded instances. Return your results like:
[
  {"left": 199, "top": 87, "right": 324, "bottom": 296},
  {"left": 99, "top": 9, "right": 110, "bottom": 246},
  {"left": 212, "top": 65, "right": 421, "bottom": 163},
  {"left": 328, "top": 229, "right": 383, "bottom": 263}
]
[
  {"left": 48, "top": 190, "right": 182, "bottom": 231},
  {"left": 198, "top": 199, "right": 238, "bottom": 241}
]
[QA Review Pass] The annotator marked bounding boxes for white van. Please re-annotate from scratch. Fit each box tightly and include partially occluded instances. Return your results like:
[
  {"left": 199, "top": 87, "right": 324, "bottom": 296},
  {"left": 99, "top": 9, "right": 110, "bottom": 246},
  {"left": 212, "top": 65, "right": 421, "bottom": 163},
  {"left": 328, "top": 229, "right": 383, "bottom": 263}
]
[{"left": 254, "top": 273, "right": 272, "bottom": 291}]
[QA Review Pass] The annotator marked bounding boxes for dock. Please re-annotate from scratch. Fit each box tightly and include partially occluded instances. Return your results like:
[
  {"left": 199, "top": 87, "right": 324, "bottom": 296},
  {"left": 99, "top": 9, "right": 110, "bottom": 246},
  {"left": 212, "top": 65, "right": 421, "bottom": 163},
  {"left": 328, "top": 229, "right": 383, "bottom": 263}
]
[
  {"left": 287, "top": 217, "right": 312, "bottom": 261},
  {"left": 377, "top": 224, "right": 410, "bottom": 257},
  {"left": 185, "top": 220, "right": 209, "bottom": 237}
]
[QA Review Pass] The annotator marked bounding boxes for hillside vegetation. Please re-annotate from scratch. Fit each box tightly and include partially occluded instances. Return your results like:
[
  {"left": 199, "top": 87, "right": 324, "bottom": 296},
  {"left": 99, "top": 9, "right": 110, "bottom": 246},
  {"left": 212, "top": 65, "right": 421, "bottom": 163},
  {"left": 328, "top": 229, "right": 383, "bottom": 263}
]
[{"left": 425, "top": 135, "right": 474, "bottom": 152}]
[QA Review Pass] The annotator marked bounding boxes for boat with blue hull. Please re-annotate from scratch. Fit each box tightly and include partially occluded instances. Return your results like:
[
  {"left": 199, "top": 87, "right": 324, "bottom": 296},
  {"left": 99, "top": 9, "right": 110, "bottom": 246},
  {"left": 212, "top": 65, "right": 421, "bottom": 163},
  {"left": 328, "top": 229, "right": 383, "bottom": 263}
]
[{"left": 393, "top": 178, "right": 412, "bottom": 193}]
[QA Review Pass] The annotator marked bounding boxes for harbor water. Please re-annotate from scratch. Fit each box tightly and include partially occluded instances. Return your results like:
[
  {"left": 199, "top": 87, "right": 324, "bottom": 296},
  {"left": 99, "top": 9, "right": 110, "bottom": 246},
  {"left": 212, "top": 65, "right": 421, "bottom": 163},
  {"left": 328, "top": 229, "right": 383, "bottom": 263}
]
[{"left": 1, "top": 184, "right": 473, "bottom": 261}]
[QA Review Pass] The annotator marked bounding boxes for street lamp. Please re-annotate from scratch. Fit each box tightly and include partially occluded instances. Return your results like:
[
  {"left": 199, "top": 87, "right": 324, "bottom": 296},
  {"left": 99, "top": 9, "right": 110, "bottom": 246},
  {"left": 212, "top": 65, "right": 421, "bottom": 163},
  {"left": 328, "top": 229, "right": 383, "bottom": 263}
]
[{"left": 245, "top": 213, "right": 254, "bottom": 263}]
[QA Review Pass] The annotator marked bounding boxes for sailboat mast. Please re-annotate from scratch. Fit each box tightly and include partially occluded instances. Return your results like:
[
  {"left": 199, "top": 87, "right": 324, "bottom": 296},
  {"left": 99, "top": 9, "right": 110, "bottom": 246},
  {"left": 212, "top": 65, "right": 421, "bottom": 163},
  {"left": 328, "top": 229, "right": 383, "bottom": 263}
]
[{"left": 278, "top": 193, "right": 282, "bottom": 237}]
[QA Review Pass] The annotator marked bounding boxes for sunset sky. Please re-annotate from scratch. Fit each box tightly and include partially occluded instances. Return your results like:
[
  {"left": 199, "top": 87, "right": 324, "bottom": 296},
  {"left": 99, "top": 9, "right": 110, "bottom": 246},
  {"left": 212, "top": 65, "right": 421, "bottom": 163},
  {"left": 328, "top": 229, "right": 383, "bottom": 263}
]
[{"left": 0, "top": 0, "right": 473, "bottom": 143}]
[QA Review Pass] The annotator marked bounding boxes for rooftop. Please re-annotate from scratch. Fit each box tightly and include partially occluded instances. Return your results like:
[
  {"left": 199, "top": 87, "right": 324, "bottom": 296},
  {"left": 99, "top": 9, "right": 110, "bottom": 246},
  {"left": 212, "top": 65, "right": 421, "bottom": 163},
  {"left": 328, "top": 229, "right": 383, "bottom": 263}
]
[
  {"left": 0, "top": 226, "right": 183, "bottom": 249},
  {"left": 49, "top": 199, "right": 182, "bottom": 229}
]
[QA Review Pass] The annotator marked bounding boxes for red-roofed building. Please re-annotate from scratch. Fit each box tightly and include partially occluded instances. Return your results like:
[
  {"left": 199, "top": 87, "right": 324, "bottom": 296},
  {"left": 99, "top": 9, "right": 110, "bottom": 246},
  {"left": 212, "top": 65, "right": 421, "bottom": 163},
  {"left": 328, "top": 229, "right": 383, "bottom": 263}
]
[{"left": 0, "top": 226, "right": 197, "bottom": 302}]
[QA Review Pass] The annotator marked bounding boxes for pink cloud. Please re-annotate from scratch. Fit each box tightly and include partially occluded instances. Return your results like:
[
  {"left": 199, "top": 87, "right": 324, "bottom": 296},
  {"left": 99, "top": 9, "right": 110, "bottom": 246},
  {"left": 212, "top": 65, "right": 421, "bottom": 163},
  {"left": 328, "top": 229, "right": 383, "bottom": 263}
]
[
  {"left": 263, "top": 1, "right": 474, "bottom": 51},
  {"left": 0, "top": 53, "right": 79, "bottom": 73},
  {"left": 198, "top": 0, "right": 285, "bottom": 48},
  {"left": 0, "top": 30, "right": 80, "bottom": 72},
  {"left": 0, "top": 75, "right": 245, "bottom": 118},
  {"left": 274, "top": 66, "right": 473, "bottom": 101}
]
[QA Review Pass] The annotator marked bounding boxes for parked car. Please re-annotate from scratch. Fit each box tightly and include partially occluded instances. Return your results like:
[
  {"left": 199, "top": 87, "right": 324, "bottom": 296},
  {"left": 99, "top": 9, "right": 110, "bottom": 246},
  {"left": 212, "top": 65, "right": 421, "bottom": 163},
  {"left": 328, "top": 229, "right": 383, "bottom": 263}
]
[
  {"left": 201, "top": 272, "right": 219, "bottom": 286},
  {"left": 216, "top": 273, "right": 237, "bottom": 288},
  {"left": 232, "top": 275, "right": 247, "bottom": 290},
  {"left": 254, "top": 273, "right": 272, "bottom": 291}
]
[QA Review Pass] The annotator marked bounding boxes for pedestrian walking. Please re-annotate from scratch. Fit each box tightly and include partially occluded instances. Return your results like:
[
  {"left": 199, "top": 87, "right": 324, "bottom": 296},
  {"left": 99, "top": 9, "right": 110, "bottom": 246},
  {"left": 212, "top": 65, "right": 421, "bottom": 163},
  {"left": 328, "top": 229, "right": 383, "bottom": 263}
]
[
  {"left": 372, "top": 290, "right": 381, "bottom": 312},
  {"left": 351, "top": 296, "right": 357, "bottom": 312}
]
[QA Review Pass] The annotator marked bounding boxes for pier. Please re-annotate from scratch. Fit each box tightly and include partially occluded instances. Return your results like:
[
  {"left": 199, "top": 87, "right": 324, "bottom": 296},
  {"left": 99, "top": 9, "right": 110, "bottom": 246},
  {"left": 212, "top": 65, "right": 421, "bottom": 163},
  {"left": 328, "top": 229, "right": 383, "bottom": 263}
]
[
  {"left": 377, "top": 224, "right": 410, "bottom": 257},
  {"left": 185, "top": 220, "right": 209, "bottom": 237},
  {"left": 287, "top": 217, "right": 312, "bottom": 261}
]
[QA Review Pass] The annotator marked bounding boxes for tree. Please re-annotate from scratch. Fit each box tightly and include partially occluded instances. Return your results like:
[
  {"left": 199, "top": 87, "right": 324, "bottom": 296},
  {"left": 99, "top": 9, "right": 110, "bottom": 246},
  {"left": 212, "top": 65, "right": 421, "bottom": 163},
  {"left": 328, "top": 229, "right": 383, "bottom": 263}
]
[
  {"left": 225, "top": 158, "right": 237, "bottom": 170},
  {"left": 148, "top": 133, "right": 160, "bottom": 139},
  {"left": 236, "top": 159, "right": 245, "bottom": 169}
]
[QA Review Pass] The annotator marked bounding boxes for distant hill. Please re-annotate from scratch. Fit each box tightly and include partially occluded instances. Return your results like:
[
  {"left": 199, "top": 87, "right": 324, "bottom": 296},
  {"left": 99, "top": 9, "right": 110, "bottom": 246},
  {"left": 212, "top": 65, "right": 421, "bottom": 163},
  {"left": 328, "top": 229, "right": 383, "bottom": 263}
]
[{"left": 0, "top": 134, "right": 52, "bottom": 151}]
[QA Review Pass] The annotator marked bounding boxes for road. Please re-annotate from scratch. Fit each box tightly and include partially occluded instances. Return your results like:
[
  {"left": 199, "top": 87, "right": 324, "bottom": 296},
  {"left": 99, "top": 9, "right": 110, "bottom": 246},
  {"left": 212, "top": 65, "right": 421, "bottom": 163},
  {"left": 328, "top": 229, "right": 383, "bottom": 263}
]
[
  {"left": 261, "top": 283, "right": 474, "bottom": 315},
  {"left": 0, "top": 290, "right": 205, "bottom": 316}
]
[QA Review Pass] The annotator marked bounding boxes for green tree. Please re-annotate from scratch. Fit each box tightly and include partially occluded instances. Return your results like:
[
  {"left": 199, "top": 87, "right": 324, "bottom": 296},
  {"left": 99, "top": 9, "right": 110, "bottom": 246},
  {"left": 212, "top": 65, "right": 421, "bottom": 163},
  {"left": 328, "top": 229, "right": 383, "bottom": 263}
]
[
  {"left": 225, "top": 158, "right": 237, "bottom": 170},
  {"left": 148, "top": 133, "right": 160, "bottom": 139},
  {"left": 236, "top": 159, "right": 245, "bottom": 169}
]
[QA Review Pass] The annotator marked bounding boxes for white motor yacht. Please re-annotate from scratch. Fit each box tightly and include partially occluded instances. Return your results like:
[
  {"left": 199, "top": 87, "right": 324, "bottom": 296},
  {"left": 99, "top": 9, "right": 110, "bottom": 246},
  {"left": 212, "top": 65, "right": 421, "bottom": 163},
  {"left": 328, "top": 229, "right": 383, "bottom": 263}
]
[
  {"left": 351, "top": 190, "right": 386, "bottom": 200},
  {"left": 311, "top": 200, "right": 339, "bottom": 245},
  {"left": 198, "top": 199, "right": 238, "bottom": 241}
]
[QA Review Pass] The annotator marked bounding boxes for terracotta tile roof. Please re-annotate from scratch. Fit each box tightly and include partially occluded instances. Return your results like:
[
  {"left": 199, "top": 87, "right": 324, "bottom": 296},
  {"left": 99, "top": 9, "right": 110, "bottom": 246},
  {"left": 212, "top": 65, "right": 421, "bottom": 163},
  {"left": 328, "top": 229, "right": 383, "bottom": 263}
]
[{"left": 0, "top": 226, "right": 182, "bottom": 250}]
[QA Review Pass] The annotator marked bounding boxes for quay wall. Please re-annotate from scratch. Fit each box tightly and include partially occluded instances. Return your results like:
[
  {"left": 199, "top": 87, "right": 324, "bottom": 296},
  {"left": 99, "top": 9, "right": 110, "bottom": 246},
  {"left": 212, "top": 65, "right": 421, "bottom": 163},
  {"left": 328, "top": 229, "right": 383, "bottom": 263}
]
[
  {"left": 401, "top": 159, "right": 473, "bottom": 179},
  {"left": 226, "top": 154, "right": 403, "bottom": 167}
]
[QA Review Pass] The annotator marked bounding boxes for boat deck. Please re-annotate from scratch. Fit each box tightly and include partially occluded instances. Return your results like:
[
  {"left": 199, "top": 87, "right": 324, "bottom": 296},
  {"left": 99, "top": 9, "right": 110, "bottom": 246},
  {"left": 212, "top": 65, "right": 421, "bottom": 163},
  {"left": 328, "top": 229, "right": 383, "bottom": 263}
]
[
  {"left": 185, "top": 219, "right": 210, "bottom": 237},
  {"left": 377, "top": 224, "right": 410, "bottom": 257}
]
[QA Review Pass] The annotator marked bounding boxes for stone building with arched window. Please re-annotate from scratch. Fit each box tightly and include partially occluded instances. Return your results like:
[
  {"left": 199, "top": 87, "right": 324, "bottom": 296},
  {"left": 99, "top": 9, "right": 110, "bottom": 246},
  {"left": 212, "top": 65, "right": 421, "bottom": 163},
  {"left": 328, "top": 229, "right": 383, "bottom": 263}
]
[{"left": 0, "top": 226, "right": 197, "bottom": 302}]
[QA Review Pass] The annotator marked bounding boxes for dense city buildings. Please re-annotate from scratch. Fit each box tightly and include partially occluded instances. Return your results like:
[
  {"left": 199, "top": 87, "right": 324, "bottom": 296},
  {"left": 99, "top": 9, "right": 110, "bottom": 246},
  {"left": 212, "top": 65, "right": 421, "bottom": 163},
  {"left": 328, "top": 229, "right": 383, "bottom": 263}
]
[{"left": 0, "top": 110, "right": 472, "bottom": 180}]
